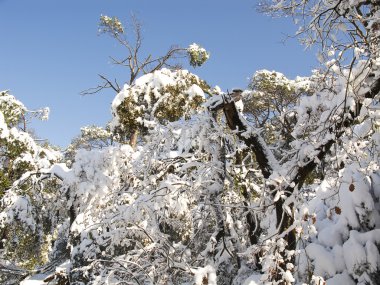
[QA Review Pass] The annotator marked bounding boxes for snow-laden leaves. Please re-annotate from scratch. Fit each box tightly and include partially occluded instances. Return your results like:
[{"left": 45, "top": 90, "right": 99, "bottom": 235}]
[
  {"left": 110, "top": 68, "right": 210, "bottom": 142},
  {"left": 0, "top": 91, "right": 63, "bottom": 280}
]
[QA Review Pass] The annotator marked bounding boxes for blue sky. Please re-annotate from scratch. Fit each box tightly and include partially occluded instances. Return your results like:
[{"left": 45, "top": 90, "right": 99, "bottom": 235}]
[{"left": 0, "top": 0, "right": 318, "bottom": 147}]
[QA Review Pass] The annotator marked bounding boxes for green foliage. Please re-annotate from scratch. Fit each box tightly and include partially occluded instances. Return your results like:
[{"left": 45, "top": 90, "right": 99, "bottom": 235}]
[
  {"left": 187, "top": 43, "right": 210, "bottom": 67},
  {"left": 0, "top": 134, "right": 32, "bottom": 199},
  {"left": 65, "top": 125, "right": 113, "bottom": 164},
  {"left": 154, "top": 76, "right": 208, "bottom": 123},
  {"left": 2, "top": 225, "right": 50, "bottom": 270},
  {"left": 99, "top": 15, "right": 124, "bottom": 34},
  {"left": 243, "top": 70, "right": 312, "bottom": 144},
  {"left": 245, "top": 70, "right": 310, "bottom": 125},
  {"left": 113, "top": 69, "right": 211, "bottom": 140},
  {"left": 0, "top": 171, "right": 11, "bottom": 197},
  {"left": 0, "top": 90, "right": 62, "bottom": 276},
  {"left": 0, "top": 91, "right": 26, "bottom": 127}
]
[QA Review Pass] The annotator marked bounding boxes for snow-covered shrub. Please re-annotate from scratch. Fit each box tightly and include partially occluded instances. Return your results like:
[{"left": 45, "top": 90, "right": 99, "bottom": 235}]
[
  {"left": 110, "top": 68, "right": 210, "bottom": 141},
  {"left": 187, "top": 43, "right": 210, "bottom": 67},
  {"left": 0, "top": 91, "right": 63, "bottom": 282}
]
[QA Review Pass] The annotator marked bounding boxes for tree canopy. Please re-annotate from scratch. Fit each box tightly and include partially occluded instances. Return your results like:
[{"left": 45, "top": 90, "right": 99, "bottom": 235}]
[{"left": 1, "top": 1, "right": 380, "bottom": 284}]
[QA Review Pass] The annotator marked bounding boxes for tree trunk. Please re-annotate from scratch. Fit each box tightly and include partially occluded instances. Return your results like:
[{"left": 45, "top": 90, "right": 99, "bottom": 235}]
[{"left": 129, "top": 129, "right": 139, "bottom": 149}]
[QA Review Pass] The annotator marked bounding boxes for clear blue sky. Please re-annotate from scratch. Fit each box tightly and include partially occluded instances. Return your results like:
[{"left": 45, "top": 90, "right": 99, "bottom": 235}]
[{"left": 0, "top": 0, "right": 318, "bottom": 147}]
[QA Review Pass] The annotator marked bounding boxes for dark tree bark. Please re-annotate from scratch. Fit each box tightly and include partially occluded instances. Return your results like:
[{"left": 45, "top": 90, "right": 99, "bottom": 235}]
[{"left": 209, "top": 91, "right": 369, "bottom": 276}]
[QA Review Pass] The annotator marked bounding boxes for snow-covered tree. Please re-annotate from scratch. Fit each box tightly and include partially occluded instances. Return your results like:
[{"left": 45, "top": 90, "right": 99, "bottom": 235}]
[
  {"left": 249, "top": 0, "right": 380, "bottom": 283},
  {"left": 110, "top": 68, "right": 211, "bottom": 146},
  {"left": 0, "top": 91, "right": 65, "bottom": 284},
  {"left": 243, "top": 70, "right": 313, "bottom": 156},
  {"left": 65, "top": 125, "right": 113, "bottom": 165},
  {"left": 83, "top": 15, "right": 210, "bottom": 148},
  {"left": 10, "top": 1, "right": 380, "bottom": 284}
]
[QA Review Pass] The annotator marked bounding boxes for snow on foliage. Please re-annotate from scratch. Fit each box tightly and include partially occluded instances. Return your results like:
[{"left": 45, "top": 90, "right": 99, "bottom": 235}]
[
  {"left": 65, "top": 125, "right": 113, "bottom": 165},
  {"left": 61, "top": 56, "right": 379, "bottom": 283},
  {"left": 110, "top": 68, "right": 210, "bottom": 141},
  {"left": 187, "top": 43, "right": 210, "bottom": 67},
  {"left": 0, "top": 90, "right": 26, "bottom": 126},
  {"left": 99, "top": 15, "right": 124, "bottom": 34},
  {"left": 0, "top": 91, "right": 63, "bottom": 282},
  {"left": 4, "top": 1, "right": 380, "bottom": 284},
  {"left": 67, "top": 109, "right": 246, "bottom": 283}
]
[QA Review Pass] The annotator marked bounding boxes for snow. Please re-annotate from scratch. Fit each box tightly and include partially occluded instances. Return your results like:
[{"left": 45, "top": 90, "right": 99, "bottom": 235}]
[
  {"left": 40, "top": 107, "right": 50, "bottom": 121},
  {"left": 2, "top": 6, "right": 380, "bottom": 281},
  {"left": 365, "top": 240, "right": 380, "bottom": 272},
  {"left": 20, "top": 274, "right": 49, "bottom": 285},
  {"left": 306, "top": 244, "right": 337, "bottom": 277},
  {"left": 20, "top": 260, "right": 70, "bottom": 285},
  {"left": 110, "top": 68, "right": 208, "bottom": 132},
  {"left": 343, "top": 235, "right": 367, "bottom": 277},
  {"left": 47, "top": 163, "right": 71, "bottom": 180},
  {"left": 0, "top": 111, "right": 10, "bottom": 138},
  {"left": 318, "top": 225, "right": 344, "bottom": 247},
  {"left": 353, "top": 120, "right": 372, "bottom": 138},
  {"left": 283, "top": 270, "right": 295, "bottom": 283},
  {"left": 192, "top": 265, "right": 217, "bottom": 285},
  {"left": 187, "top": 43, "right": 210, "bottom": 67},
  {"left": 326, "top": 271, "right": 355, "bottom": 285},
  {"left": 242, "top": 274, "right": 262, "bottom": 285},
  {"left": 186, "top": 84, "right": 205, "bottom": 99}
]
